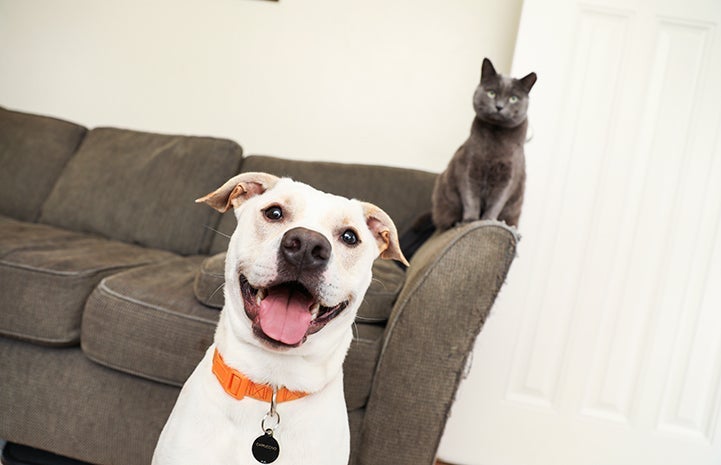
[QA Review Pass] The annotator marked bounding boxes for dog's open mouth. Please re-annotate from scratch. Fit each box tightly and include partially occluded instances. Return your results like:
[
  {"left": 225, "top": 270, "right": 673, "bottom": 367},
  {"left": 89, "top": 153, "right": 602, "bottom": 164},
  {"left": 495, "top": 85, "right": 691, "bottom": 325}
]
[{"left": 240, "top": 275, "right": 349, "bottom": 347}]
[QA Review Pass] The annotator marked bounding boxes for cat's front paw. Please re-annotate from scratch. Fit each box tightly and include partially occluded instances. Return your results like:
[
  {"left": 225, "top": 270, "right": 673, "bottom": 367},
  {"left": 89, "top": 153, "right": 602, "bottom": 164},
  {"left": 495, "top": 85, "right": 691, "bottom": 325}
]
[{"left": 455, "top": 218, "right": 479, "bottom": 227}]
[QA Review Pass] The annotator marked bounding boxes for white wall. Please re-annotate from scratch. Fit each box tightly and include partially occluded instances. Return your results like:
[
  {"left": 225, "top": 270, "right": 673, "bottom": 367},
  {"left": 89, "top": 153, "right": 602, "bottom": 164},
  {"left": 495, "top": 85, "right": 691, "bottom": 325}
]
[{"left": 0, "top": 0, "right": 522, "bottom": 172}]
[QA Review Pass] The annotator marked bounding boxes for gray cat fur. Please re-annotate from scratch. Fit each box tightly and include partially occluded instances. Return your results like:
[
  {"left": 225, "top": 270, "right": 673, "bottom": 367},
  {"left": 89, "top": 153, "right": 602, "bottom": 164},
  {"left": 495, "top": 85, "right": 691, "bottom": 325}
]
[{"left": 431, "top": 58, "right": 537, "bottom": 230}]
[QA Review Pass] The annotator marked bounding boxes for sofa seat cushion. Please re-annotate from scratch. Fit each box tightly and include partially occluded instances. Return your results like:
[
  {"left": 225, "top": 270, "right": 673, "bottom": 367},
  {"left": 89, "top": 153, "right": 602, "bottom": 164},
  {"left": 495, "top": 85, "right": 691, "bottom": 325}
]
[
  {"left": 0, "top": 216, "right": 175, "bottom": 346},
  {"left": 82, "top": 257, "right": 386, "bottom": 409},
  {"left": 194, "top": 252, "right": 405, "bottom": 322},
  {"left": 81, "top": 256, "right": 219, "bottom": 386},
  {"left": 193, "top": 252, "right": 226, "bottom": 308},
  {"left": 0, "top": 107, "right": 87, "bottom": 222},
  {"left": 39, "top": 127, "right": 243, "bottom": 255}
]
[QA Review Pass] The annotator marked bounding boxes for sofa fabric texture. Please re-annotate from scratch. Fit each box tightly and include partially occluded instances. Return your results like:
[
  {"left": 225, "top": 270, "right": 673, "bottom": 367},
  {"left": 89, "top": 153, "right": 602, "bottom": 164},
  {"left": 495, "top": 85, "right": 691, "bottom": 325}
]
[
  {"left": 0, "top": 108, "right": 518, "bottom": 465},
  {"left": 360, "top": 221, "right": 518, "bottom": 465},
  {"left": 0, "top": 107, "right": 87, "bottom": 222},
  {"left": 81, "top": 256, "right": 218, "bottom": 386},
  {"left": 39, "top": 127, "right": 243, "bottom": 256},
  {"left": 0, "top": 338, "right": 179, "bottom": 465},
  {"left": 0, "top": 216, "right": 175, "bottom": 346}
]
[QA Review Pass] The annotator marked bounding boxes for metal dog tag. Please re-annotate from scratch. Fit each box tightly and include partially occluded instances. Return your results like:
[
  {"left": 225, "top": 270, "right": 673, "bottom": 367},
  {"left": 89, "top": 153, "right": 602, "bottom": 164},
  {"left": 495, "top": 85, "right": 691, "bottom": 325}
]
[{"left": 252, "top": 430, "right": 280, "bottom": 464}]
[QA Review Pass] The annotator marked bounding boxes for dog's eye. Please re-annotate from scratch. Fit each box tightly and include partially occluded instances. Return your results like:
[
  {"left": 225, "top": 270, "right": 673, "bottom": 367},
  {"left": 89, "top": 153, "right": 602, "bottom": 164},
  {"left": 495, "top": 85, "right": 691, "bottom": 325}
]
[
  {"left": 340, "top": 229, "right": 358, "bottom": 246},
  {"left": 264, "top": 206, "right": 283, "bottom": 221}
]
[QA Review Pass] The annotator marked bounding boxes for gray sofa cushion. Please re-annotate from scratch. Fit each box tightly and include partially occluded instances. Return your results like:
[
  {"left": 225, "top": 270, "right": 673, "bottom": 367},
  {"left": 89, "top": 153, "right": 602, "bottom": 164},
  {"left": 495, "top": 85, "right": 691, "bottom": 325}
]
[
  {"left": 0, "top": 338, "right": 179, "bottom": 465},
  {"left": 194, "top": 252, "right": 405, "bottom": 322},
  {"left": 0, "top": 107, "right": 87, "bottom": 222},
  {"left": 39, "top": 128, "right": 243, "bottom": 255},
  {"left": 358, "top": 259, "right": 407, "bottom": 322},
  {"left": 209, "top": 155, "right": 436, "bottom": 254},
  {"left": 81, "top": 257, "right": 385, "bottom": 409},
  {"left": 193, "top": 252, "right": 226, "bottom": 308},
  {"left": 0, "top": 216, "right": 175, "bottom": 346},
  {"left": 82, "top": 256, "right": 218, "bottom": 385}
]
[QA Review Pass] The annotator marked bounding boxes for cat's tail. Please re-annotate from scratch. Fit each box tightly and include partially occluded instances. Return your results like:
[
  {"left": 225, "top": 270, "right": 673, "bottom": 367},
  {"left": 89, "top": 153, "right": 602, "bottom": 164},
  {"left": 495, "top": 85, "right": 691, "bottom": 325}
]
[{"left": 397, "top": 212, "right": 436, "bottom": 269}]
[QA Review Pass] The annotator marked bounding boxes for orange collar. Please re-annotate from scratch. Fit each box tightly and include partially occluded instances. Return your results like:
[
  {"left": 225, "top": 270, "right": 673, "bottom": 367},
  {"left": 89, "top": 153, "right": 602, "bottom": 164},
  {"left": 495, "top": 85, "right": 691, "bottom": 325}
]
[{"left": 211, "top": 348, "right": 308, "bottom": 403}]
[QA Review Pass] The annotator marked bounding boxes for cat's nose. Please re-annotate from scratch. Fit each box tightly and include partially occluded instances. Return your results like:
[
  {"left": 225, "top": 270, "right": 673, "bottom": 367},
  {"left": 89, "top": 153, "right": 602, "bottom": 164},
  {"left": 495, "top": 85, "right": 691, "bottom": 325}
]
[{"left": 496, "top": 104, "right": 504, "bottom": 111}]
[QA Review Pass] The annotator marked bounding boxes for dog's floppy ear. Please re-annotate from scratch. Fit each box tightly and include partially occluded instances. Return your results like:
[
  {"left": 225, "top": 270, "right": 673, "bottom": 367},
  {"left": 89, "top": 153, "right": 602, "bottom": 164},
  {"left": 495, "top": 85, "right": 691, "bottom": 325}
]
[
  {"left": 361, "top": 202, "right": 409, "bottom": 266},
  {"left": 196, "top": 172, "right": 280, "bottom": 212}
]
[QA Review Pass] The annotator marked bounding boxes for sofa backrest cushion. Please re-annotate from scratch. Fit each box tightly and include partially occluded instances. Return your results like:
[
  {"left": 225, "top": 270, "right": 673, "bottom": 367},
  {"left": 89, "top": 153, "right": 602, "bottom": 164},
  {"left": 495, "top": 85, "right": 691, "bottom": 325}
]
[
  {"left": 0, "top": 107, "right": 87, "bottom": 222},
  {"left": 39, "top": 128, "right": 243, "bottom": 255},
  {"left": 209, "top": 155, "right": 437, "bottom": 254}
]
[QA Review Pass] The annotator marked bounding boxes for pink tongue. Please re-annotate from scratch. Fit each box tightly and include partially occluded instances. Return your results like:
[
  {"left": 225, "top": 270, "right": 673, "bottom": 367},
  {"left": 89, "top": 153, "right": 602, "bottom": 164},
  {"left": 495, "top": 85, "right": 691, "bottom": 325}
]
[{"left": 258, "top": 286, "right": 313, "bottom": 345}]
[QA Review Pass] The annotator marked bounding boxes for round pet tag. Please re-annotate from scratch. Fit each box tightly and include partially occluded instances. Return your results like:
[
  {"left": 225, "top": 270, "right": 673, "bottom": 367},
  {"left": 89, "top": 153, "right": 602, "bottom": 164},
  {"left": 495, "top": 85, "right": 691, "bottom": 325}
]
[{"left": 252, "top": 431, "right": 280, "bottom": 464}]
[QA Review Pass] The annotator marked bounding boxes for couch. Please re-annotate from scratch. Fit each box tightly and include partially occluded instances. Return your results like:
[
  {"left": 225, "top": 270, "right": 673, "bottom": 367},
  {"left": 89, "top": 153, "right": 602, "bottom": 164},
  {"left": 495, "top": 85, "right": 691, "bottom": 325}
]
[{"left": 0, "top": 106, "right": 518, "bottom": 465}]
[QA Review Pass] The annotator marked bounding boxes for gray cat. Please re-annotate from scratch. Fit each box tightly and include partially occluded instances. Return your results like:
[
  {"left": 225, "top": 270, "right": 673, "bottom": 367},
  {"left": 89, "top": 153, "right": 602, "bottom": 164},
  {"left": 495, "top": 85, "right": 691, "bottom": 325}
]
[{"left": 431, "top": 58, "right": 536, "bottom": 230}]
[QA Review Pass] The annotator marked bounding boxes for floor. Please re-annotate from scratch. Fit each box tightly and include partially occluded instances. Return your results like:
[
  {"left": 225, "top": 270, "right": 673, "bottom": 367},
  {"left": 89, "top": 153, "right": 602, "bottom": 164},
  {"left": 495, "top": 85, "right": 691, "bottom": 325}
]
[{"left": 1, "top": 439, "right": 455, "bottom": 465}]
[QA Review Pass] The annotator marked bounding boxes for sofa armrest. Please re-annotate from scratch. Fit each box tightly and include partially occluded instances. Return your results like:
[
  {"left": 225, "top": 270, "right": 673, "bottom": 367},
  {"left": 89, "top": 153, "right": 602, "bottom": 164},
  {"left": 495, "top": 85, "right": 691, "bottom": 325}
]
[{"left": 358, "top": 221, "right": 518, "bottom": 465}]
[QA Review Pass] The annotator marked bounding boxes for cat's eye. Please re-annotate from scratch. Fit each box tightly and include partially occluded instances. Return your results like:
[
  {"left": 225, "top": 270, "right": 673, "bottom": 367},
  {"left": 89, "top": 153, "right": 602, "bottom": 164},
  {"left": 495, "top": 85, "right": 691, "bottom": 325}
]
[
  {"left": 487, "top": 90, "right": 496, "bottom": 98},
  {"left": 509, "top": 95, "right": 519, "bottom": 104},
  {"left": 264, "top": 206, "right": 283, "bottom": 221}
]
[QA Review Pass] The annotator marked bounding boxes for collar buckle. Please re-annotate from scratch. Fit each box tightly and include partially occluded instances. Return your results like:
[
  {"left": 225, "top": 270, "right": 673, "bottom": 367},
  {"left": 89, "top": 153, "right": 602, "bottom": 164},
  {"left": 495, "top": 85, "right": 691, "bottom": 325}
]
[
  {"left": 212, "top": 348, "right": 309, "bottom": 403},
  {"left": 227, "top": 371, "right": 251, "bottom": 399}
]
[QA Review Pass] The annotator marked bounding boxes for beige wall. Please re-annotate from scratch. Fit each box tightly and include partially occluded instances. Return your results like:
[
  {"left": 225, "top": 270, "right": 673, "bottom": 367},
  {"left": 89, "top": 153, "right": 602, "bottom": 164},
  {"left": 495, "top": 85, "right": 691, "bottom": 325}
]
[{"left": 0, "top": 0, "right": 522, "bottom": 172}]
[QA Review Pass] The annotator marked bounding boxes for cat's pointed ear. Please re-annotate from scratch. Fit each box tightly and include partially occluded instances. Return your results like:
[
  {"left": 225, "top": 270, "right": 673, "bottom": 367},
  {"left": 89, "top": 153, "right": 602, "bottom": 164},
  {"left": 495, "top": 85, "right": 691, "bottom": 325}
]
[
  {"left": 519, "top": 72, "right": 537, "bottom": 93},
  {"left": 481, "top": 58, "right": 497, "bottom": 85}
]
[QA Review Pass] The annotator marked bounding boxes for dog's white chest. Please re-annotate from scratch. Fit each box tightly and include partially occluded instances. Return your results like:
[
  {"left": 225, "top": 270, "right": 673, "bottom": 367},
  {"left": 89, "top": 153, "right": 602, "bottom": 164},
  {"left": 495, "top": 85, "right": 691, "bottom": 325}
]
[{"left": 152, "top": 349, "right": 350, "bottom": 465}]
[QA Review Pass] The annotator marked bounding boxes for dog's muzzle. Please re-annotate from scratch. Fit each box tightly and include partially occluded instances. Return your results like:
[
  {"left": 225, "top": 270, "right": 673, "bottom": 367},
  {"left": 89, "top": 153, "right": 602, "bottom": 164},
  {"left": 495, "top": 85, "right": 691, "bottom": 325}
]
[{"left": 239, "top": 228, "right": 350, "bottom": 348}]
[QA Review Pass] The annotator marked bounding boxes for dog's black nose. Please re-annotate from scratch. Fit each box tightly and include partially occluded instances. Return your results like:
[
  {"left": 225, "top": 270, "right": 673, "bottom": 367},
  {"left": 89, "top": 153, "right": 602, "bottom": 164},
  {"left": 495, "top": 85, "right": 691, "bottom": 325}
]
[{"left": 281, "top": 227, "right": 331, "bottom": 271}]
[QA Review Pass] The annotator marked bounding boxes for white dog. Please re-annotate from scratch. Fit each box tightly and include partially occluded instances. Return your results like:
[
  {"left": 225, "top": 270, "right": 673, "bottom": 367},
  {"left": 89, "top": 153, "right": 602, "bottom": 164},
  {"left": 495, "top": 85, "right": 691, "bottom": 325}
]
[{"left": 152, "top": 172, "right": 407, "bottom": 465}]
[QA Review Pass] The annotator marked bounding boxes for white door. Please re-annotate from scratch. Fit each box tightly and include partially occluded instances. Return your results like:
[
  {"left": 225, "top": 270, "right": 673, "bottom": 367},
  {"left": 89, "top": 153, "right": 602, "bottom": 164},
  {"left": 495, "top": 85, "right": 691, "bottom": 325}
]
[{"left": 438, "top": 0, "right": 721, "bottom": 464}]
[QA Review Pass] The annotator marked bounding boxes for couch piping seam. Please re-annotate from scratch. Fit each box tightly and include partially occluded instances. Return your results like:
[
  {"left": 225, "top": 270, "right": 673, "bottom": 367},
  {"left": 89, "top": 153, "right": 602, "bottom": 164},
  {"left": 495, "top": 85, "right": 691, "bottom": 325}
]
[
  {"left": 95, "top": 280, "right": 218, "bottom": 326},
  {"left": 82, "top": 351, "right": 185, "bottom": 388},
  {"left": 0, "top": 259, "right": 157, "bottom": 277},
  {"left": 0, "top": 327, "right": 78, "bottom": 346}
]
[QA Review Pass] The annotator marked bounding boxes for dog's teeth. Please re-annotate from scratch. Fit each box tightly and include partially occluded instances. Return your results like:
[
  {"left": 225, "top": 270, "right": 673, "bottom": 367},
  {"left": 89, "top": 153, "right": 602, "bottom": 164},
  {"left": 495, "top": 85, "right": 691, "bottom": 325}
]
[
  {"left": 256, "top": 288, "right": 267, "bottom": 306},
  {"left": 310, "top": 303, "right": 320, "bottom": 319}
]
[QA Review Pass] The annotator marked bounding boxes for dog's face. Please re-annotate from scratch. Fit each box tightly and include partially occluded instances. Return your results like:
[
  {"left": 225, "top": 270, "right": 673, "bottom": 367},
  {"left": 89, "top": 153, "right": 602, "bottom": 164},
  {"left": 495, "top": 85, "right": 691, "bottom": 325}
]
[{"left": 197, "top": 172, "right": 407, "bottom": 353}]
